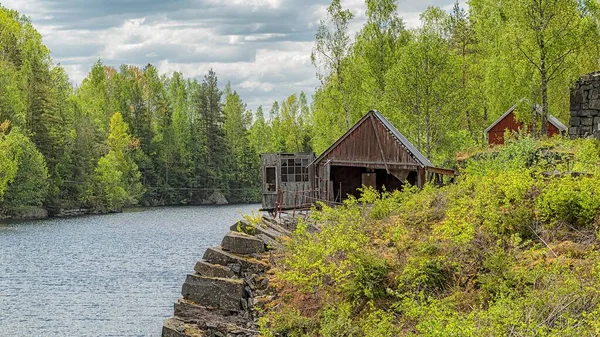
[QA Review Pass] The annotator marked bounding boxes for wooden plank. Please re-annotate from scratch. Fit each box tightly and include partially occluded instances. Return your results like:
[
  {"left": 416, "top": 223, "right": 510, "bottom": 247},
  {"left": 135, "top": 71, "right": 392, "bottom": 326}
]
[{"left": 370, "top": 116, "right": 390, "bottom": 174}]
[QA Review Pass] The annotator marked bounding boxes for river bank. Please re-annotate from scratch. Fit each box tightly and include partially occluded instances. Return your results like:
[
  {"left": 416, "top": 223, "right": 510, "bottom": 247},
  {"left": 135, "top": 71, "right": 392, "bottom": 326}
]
[
  {"left": 0, "top": 190, "right": 260, "bottom": 221},
  {"left": 162, "top": 213, "right": 309, "bottom": 337}
]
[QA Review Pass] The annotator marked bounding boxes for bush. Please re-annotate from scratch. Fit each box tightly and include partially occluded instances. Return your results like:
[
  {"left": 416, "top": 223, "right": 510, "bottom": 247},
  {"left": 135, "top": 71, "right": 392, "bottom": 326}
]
[{"left": 537, "top": 175, "right": 600, "bottom": 229}]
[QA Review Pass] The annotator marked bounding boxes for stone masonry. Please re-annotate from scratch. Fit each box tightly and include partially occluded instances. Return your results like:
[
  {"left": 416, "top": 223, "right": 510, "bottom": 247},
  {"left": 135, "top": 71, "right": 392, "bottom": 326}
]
[
  {"left": 569, "top": 72, "right": 600, "bottom": 139},
  {"left": 162, "top": 214, "right": 306, "bottom": 337}
]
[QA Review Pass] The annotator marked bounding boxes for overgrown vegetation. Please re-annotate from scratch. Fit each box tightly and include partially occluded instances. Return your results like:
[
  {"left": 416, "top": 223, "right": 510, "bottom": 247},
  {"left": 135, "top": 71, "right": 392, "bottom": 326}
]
[{"left": 261, "top": 136, "right": 600, "bottom": 336}]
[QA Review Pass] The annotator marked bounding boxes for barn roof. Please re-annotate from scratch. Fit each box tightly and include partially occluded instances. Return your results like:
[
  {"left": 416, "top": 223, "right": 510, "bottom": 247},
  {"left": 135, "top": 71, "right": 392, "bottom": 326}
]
[
  {"left": 310, "top": 110, "right": 434, "bottom": 168},
  {"left": 485, "top": 103, "right": 567, "bottom": 133},
  {"left": 547, "top": 114, "right": 567, "bottom": 132}
]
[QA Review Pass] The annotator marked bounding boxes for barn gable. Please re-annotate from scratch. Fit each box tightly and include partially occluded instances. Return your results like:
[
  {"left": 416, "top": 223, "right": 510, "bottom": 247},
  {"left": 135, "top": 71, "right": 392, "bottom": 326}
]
[
  {"left": 312, "top": 110, "right": 431, "bottom": 169},
  {"left": 486, "top": 103, "right": 567, "bottom": 146}
]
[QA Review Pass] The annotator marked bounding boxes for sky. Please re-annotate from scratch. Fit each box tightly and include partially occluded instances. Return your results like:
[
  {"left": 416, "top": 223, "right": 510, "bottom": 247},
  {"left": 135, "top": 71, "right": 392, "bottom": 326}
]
[{"left": 2, "top": 0, "right": 459, "bottom": 112}]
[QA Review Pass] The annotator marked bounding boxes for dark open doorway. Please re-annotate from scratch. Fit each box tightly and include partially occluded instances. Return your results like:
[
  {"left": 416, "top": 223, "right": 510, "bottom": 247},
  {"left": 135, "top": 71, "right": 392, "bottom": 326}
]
[{"left": 330, "top": 166, "right": 417, "bottom": 202}]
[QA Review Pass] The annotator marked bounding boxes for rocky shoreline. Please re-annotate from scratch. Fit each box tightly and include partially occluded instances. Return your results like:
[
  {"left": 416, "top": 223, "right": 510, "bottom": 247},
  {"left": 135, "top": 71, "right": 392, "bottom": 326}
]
[{"left": 162, "top": 214, "right": 303, "bottom": 337}]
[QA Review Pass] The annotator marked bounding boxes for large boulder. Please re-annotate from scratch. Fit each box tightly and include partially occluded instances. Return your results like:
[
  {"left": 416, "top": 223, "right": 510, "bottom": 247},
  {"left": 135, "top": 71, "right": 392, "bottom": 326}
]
[
  {"left": 221, "top": 231, "right": 265, "bottom": 255},
  {"left": 208, "top": 190, "right": 229, "bottom": 205},
  {"left": 181, "top": 274, "right": 245, "bottom": 311}
]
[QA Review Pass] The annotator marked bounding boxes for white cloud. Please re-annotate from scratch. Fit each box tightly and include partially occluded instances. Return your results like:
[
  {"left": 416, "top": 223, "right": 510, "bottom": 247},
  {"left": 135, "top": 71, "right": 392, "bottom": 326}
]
[{"left": 3, "top": 0, "right": 458, "bottom": 112}]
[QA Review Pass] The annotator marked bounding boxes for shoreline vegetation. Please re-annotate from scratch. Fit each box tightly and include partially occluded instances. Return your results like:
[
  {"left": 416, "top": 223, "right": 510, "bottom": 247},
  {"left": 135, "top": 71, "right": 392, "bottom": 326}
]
[
  {"left": 260, "top": 136, "right": 600, "bottom": 336},
  {"left": 0, "top": 198, "right": 262, "bottom": 221}
]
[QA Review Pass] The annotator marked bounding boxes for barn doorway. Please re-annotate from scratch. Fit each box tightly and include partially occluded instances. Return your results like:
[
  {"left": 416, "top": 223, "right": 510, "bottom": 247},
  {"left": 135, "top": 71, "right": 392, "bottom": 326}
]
[{"left": 330, "top": 166, "right": 418, "bottom": 202}]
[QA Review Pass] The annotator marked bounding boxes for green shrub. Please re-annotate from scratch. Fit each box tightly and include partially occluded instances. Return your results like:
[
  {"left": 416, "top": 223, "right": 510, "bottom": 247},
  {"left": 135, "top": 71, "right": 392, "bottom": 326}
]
[
  {"left": 259, "top": 306, "right": 315, "bottom": 337},
  {"left": 344, "top": 252, "right": 390, "bottom": 301},
  {"left": 320, "top": 303, "right": 360, "bottom": 337},
  {"left": 537, "top": 175, "right": 600, "bottom": 228}
]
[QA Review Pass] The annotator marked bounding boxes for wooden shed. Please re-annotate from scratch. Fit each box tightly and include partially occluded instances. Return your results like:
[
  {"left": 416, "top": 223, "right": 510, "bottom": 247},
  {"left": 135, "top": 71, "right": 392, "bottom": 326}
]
[
  {"left": 260, "top": 152, "right": 316, "bottom": 212},
  {"left": 309, "top": 110, "right": 455, "bottom": 204},
  {"left": 486, "top": 104, "right": 567, "bottom": 146}
]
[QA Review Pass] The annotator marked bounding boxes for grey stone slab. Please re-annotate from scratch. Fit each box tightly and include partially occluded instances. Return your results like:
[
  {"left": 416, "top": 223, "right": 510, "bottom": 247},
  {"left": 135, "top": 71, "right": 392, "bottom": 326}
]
[
  {"left": 570, "top": 117, "right": 581, "bottom": 126},
  {"left": 203, "top": 247, "right": 268, "bottom": 272},
  {"left": 221, "top": 231, "right": 265, "bottom": 255},
  {"left": 255, "top": 233, "right": 282, "bottom": 250},
  {"left": 590, "top": 100, "right": 600, "bottom": 110},
  {"left": 194, "top": 260, "right": 236, "bottom": 279},
  {"left": 181, "top": 274, "right": 245, "bottom": 311}
]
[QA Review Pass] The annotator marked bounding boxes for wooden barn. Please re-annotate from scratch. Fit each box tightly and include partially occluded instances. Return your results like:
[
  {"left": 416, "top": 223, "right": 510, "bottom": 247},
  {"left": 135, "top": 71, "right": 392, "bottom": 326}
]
[
  {"left": 260, "top": 152, "right": 316, "bottom": 212},
  {"left": 486, "top": 104, "right": 567, "bottom": 146},
  {"left": 309, "top": 110, "right": 455, "bottom": 204}
]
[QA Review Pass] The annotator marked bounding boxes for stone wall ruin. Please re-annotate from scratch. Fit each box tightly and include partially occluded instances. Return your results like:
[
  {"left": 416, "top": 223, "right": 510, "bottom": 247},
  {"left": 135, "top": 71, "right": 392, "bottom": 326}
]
[{"left": 569, "top": 72, "right": 600, "bottom": 139}]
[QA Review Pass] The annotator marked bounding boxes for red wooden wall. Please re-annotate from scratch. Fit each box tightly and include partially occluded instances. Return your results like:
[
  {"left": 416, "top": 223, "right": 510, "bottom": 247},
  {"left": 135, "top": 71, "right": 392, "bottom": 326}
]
[{"left": 487, "top": 111, "right": 561, "bottom": 146}]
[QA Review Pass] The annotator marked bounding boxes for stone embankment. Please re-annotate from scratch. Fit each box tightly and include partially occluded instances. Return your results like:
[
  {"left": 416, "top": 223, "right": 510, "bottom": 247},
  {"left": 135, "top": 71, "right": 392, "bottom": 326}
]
[{"left": 162, "top": 214, "right": 302, "bottom": 337}]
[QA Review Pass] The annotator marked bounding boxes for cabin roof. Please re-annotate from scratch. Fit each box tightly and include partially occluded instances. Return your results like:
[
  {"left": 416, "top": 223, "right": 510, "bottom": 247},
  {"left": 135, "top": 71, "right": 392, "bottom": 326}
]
[
  {"left": 310, "top": 110, "right": 434, "bottom": 168},
  {"left": 485, "top": 103, "right": 567, "bottom": 133}
]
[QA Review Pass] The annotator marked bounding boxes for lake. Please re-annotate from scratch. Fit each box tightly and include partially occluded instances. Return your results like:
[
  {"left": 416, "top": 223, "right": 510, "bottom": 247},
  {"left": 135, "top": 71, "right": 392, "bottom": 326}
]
[{"left": 0, "top": 205, "right": 261, "bottom": 337}]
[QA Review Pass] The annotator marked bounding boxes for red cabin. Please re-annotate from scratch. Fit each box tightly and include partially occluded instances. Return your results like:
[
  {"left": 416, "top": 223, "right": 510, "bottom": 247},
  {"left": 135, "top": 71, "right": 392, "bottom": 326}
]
[{"left": 485, "top": 104, "right": 567, "bottom": 146}]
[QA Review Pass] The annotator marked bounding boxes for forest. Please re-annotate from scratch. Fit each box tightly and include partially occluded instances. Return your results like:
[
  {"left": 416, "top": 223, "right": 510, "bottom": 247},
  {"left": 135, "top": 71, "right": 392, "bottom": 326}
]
[{"left": 1, "top": 0, "right": 599, "bottom": 217}]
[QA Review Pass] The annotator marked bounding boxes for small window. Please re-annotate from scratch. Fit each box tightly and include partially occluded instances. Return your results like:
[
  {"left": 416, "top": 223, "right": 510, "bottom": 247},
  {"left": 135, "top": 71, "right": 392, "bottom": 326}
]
[
  {"left": 265, "top": 167, "right": 276, "bottom": 192},
  {"left": 280, "top": 157, "right": 309, "bottom": 183}
]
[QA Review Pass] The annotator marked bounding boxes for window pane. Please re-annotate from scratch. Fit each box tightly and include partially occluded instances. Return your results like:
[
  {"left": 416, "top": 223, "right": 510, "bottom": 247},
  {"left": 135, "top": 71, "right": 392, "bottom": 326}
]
[{"left": 266, "top": 167, "right": 276, "bottom": 184}]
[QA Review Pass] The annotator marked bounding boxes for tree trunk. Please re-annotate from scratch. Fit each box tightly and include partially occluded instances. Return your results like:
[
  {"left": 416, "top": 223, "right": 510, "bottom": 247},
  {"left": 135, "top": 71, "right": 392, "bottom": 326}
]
[
  {"left": 539, "top": 37, "right": 548, "bottom": 137},
  {"left": 532, "top": 104, "right": 537, "bottom": 139},
  {"left": 337, "top": 65, "right": 351, "bottom": 129}
]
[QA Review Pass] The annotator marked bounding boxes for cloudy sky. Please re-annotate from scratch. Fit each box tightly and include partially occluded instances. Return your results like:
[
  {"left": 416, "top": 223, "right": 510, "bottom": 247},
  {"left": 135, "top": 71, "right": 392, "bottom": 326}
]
[{"left": 2, "top": 0, "right": 459, "bottom": 111}]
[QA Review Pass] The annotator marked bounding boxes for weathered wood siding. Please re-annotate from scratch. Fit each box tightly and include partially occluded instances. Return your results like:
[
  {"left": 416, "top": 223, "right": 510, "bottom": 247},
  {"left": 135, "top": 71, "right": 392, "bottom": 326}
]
[
  {"left": 260, "top": 153, "right": 315, "bottom": 211},
  {"left": 319, "top": 115, "right": 419, "bottom": 169}
]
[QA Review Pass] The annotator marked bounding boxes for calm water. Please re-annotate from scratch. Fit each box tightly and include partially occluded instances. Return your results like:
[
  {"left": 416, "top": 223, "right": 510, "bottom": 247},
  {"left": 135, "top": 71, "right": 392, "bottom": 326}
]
[{"left": 0, "top": 205, "right": 260, "bottom": 337}]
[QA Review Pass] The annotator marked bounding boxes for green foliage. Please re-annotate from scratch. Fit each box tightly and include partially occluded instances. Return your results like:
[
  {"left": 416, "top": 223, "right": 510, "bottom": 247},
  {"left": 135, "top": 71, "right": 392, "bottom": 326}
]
[
  {"left": 265, "top": 137, "right": 600, "bottom": 336},
  {"left": 0, "top": 127, "right": 49, "bottom": 214},
  {"left": 319, "top": 303, "right": 360, "bottom": 337},
  {"left": 280, "top": 203, "right": 369, "bottom": 292},
  {"left": 0, "top": 121, "right": 19, "bottom": 202},
  {"left": 258, "top": 306, "right": 315, "bottom": 337},
  {"left": 537, "top": 175, "right": 600, "bottom": 229},
  {"left": 93, "top": 113, "right": 144, "bottom": 211}
]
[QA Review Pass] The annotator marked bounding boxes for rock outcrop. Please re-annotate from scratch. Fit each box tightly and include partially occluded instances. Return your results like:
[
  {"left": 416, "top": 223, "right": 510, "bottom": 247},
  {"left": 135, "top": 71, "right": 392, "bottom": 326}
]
[
  {"left": 12, "top": 206, "right": 48, "bottom": 219},
  {"left": 162, "top": 215, "right": 302, "bottom": 337},
  {"left": 200, "top": 190, "right": 229, "bottom": 205}
]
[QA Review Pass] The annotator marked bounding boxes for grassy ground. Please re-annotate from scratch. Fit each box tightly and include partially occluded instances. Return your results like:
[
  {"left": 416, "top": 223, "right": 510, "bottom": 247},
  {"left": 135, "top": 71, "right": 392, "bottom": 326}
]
[{"left": 259, "top": 136, "right": 600, "bottom": 337}]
